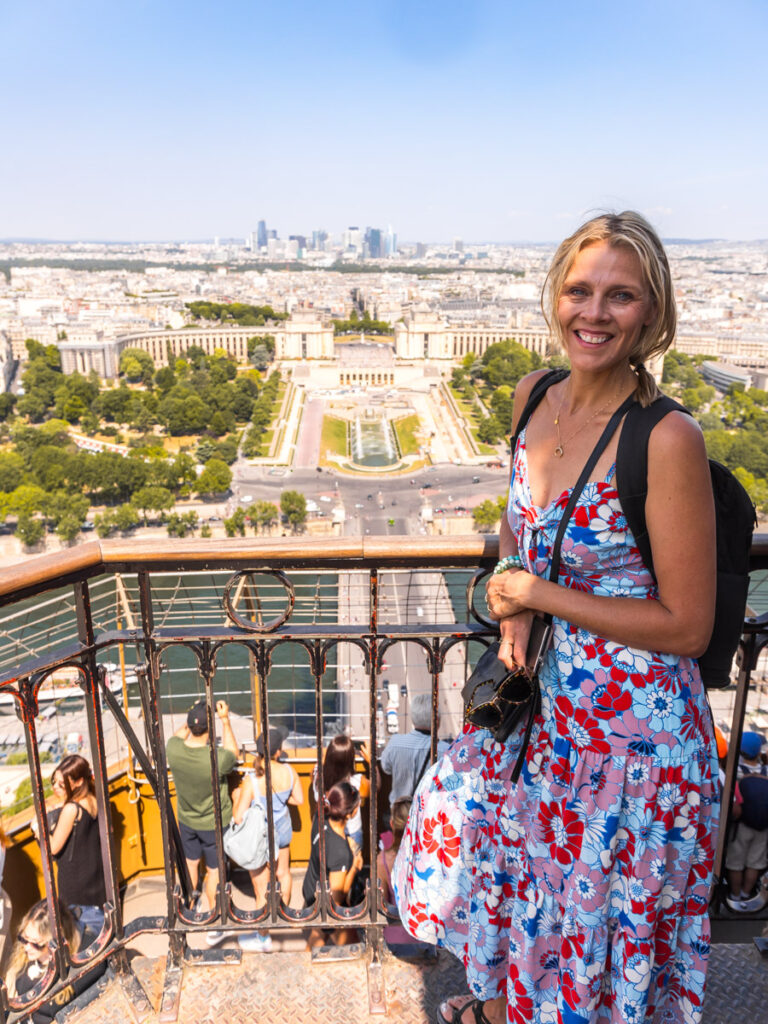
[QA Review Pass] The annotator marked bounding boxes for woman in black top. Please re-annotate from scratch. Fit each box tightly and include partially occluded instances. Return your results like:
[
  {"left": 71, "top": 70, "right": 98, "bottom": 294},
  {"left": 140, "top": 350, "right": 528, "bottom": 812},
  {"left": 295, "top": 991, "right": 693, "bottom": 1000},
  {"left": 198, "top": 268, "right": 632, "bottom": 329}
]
[
  {"left": 47, "top": 756, "right": 106, "bottom": 937},
  {"left": 303, "top": 781, "right": 363, "bottom": 949}
]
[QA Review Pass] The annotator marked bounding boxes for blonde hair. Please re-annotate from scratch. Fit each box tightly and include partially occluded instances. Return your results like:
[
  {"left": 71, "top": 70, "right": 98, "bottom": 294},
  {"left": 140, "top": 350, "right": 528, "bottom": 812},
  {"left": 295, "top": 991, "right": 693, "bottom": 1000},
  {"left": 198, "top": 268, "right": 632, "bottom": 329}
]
[
  {"left": 390, "top": 798, "right": 412, "bottom": 853},
  {"left": 542, "top": 211, "right": 676, "bottom": 406},
  {"left": 6, "top": 899, "right": 81, "bottom": 997}
]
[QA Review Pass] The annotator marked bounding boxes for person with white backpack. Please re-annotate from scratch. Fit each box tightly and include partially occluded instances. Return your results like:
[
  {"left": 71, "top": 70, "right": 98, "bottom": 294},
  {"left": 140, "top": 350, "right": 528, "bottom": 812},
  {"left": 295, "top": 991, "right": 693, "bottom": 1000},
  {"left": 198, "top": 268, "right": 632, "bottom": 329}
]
[{"left": 229, "top": 726, "right": 303, "bottom": 952}]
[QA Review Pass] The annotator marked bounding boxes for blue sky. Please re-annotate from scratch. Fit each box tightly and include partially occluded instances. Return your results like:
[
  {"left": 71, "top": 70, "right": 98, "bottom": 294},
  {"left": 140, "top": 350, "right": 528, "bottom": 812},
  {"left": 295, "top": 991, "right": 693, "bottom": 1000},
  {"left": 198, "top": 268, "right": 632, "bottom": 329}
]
[{"left": 1, "top": 0, "right": 766, "bottom": 242}]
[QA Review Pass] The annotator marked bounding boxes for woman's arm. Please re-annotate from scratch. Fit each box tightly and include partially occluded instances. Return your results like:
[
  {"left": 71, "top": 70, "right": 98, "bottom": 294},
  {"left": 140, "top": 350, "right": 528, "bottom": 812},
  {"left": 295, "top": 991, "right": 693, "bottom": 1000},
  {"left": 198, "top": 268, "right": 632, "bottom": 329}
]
[
  {"left": 487, "top": 412, "right": 716, "bottom": 657},
  {"left": 230, "top": 774, "right": 253, "bottom": 826},
  {"left": 288, "top": 765, "right": 304, "bottom": 806},
  {"left": 49, "top": 802, "right": 79, "bottom": 856}
]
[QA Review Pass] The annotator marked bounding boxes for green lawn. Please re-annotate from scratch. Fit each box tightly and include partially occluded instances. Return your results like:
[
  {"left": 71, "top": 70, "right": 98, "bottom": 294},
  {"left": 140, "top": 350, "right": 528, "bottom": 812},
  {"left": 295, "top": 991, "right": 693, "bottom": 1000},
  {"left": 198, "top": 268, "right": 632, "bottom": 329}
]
[
  {"left": 258, "top": 427, "right": 275, "bottom": 456},
  {"left": 393, "top": 414, "right": 421, "bottom": 456},
  {"left": 447, "top": 384, "right": 497, "bottom": 454},
  {"left": 320, "top": 415, "right": 348, "bottom": 464}
]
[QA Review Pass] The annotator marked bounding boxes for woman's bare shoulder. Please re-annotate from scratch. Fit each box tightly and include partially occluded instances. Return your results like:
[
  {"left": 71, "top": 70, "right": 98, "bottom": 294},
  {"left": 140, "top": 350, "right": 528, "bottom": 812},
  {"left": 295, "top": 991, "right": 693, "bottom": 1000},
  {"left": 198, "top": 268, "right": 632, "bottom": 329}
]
[
  {"left": 511, "top": 369, "right": 560, "bottom": 432},
  {"left": 648, "top": 408, "right": 707, "bottom": 462}
]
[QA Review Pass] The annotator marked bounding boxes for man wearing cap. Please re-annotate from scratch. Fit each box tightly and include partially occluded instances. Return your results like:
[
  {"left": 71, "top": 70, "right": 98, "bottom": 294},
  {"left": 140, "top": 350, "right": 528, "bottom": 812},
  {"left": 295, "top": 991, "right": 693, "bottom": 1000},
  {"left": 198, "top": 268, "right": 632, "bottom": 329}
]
[
  {"left": 166, "top": 699, "right": 239, "bottom": 915},
  {"left": 725, "top": 730, "right": 768, "bottom": 911}
]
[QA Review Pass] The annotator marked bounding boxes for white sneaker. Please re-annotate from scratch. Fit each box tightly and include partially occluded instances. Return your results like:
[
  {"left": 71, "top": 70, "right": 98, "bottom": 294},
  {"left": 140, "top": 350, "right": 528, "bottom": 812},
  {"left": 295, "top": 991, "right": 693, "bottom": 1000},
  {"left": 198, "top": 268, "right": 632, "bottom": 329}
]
[
  {"left": 238, "top": 931, "right": 272, "bottom": 953},
  {"left": 204, "top": 930, "right": 226, "bottom": 946}
]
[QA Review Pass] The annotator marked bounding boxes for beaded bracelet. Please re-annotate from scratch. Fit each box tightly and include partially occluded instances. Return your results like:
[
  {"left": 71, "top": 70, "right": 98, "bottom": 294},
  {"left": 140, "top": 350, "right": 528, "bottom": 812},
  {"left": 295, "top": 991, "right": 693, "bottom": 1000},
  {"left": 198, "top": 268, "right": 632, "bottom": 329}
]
[{"left": 492, "top": 554, "right": 523, "bottom": 575}]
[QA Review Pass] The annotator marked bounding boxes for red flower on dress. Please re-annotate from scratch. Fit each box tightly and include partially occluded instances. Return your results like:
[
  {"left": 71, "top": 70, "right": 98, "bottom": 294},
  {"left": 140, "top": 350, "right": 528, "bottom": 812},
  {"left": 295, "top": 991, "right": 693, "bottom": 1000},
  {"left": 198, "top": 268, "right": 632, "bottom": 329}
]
[
  {"left": 551, "top": 754, "right": 574, "bottom": 787},
  {"left": 593, "top": 679, "right": 632, "bottom": 719},
  {"left": 560, "top": 968, "right": 580, "bottom": 1011},
  {"left": 507, "top": 965, "right": 535, "bottom": 1024},
  {"left": 571, "top": 707, "right": 612, "bottom": 754},
  {"left": 538, "top": 802, "right": 585, "bottom": 866},
  {"left": 560, "top": 931, "right": 585, "bottom": 960},
  {"left": 421, "top": 811, "right": 460, "bottom": 868}
]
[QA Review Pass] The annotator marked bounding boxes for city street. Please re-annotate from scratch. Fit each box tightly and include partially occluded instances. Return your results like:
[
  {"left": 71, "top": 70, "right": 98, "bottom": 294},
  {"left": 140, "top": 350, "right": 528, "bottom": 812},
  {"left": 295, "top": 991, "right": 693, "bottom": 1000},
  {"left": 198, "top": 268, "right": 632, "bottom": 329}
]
[{"left": 232, "top": 460, "right": 509, "bottom": 537}]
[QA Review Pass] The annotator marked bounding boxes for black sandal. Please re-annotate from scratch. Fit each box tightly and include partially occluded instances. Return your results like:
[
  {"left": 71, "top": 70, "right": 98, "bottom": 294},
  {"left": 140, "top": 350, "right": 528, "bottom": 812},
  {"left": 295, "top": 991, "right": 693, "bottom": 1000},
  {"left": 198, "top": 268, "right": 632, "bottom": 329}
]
[{"left": 436, "top": 998, "right": 494, "bottom": 1024}]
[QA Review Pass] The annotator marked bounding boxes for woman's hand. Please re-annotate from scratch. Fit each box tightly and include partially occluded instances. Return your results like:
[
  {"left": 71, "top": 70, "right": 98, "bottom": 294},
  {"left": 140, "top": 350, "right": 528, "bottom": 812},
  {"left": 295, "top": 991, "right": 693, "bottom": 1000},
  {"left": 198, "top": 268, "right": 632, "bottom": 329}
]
[
  {"left": 496, "top": 612, "right": 534, "bottom": 672},
  {"left": 486, "top": 569, "right": 532, "bottom": 622}
]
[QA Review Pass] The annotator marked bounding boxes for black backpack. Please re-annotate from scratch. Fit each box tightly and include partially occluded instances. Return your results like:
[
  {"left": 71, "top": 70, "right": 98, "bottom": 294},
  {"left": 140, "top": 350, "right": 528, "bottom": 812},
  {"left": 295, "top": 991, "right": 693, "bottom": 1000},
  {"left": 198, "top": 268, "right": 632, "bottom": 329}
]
[
  {"left": 738, "top": 770, "right": 768, "bottom": 831},
  {"left": 514, "top": 370, "right": 757, "bottom": 689}
]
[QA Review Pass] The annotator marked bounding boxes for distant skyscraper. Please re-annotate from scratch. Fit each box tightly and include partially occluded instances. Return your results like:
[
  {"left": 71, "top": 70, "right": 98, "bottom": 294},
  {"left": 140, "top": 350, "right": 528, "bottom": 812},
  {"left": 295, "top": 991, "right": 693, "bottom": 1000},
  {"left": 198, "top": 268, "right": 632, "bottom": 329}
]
[
  {"left": 453, "top": 237, "right": 464, "bottom": 253},
  {"left": 257, "top": 220, "right": 267, "bottom": 248},
  {"left": 385, "top": 226, "right": 397, "bottom": 256},
  {"left": 267, "top": 229, "right": 278, "bottom": 240},
  {"left": 366, "top": 227, "right": 383, "bottom": 259},
  {"left": 415, "top": 242, "right": 427, "bottom": 258},
  {"left": 344, "top": 226, "right": 362, "bottom": 252},
  {"left": 312, "top": 229, "right": 328, "bottom": 251},
  {"left": 289, "top": 235, "right": 307, "bottom": 255}
]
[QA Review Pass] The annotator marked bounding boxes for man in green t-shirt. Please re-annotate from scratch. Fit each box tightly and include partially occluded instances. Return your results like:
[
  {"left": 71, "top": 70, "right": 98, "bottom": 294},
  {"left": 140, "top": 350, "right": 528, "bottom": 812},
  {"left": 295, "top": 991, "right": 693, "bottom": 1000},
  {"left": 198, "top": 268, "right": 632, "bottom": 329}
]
[{"left": 166, "top": 699, "right": 239, "bottom": 913}]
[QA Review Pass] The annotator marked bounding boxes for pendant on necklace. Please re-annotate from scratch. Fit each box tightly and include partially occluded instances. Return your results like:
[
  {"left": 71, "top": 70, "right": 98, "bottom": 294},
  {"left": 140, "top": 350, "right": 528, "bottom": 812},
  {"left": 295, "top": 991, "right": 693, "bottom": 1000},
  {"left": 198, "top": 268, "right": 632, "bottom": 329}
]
[{"left": 554, "top": 445, "right": 564, "bottom": 458}]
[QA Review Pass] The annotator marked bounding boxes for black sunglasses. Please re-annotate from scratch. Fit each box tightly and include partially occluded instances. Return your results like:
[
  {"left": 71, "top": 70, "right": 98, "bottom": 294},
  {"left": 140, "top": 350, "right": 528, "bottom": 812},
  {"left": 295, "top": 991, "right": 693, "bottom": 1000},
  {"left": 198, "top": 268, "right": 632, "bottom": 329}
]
[{"left": 20, "top": 934, "right": 47, "bottom": 952}]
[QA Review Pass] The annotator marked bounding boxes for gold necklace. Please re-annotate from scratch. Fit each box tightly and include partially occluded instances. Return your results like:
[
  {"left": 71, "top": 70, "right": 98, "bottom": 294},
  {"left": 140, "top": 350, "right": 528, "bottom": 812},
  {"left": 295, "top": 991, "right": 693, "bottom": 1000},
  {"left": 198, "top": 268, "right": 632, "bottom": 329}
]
[{"left": 553, "top": 385, "right": 616, "bottom": 458}]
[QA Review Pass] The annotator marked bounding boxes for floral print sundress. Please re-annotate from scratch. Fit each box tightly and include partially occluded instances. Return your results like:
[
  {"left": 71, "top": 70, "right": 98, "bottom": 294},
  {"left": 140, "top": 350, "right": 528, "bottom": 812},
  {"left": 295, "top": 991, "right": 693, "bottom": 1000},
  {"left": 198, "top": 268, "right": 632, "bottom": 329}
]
[{"left": 393, "top": 427, "right": 720, "bottom": 1024}]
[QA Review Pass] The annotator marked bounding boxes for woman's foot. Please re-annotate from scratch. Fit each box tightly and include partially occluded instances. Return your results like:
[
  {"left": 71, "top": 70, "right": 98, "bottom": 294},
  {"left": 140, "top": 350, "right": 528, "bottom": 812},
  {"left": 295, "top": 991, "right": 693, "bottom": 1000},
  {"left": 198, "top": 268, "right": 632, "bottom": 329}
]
[{"left": 437, "top": 996, "right": 505, "bottom": 1024}]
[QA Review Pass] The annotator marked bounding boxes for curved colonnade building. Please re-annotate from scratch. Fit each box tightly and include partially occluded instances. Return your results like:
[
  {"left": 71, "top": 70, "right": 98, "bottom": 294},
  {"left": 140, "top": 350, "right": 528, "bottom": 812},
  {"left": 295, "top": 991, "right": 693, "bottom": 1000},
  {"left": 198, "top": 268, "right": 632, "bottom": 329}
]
[{"left": 56, "top": 307, "right": 552, "bottom": 381}]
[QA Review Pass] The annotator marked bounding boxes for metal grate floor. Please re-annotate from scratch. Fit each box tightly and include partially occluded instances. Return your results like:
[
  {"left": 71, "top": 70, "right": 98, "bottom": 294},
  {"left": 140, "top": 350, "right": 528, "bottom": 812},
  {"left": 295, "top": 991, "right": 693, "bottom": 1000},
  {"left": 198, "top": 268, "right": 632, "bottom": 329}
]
[{"left": 57, "top": 942, "right": 768, "bottom": 1024}]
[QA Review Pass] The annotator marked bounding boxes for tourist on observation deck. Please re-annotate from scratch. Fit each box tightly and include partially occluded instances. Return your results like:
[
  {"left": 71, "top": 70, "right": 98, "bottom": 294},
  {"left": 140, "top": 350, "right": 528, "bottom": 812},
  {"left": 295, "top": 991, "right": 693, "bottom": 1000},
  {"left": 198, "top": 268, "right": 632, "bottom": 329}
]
[
  {"left": 379, "top": 692, "right": 449, "bottom": 812},
  {"left": 394, "top": 212, "right": 720, "bottom": 1024},
  {"left": 312, "top": 733, "right": 370, "bottom": 851},
  {"left": 166, "top": 699, "right": 239, "bottom": 920},
  {"left": 302, "top": 780, "right": 363, "bottom": 950},
  {"left": 6, "top": 899, "right": 107, "bottom": 1023},
  {"left": 231, "top": 725, "right": 303, "bottom": 953},
  {"left": 41, "top": 755, "right": 107, "bottom": 937},
  {"left": 726, "top": 730, "right": 768, "bottom": 911}
]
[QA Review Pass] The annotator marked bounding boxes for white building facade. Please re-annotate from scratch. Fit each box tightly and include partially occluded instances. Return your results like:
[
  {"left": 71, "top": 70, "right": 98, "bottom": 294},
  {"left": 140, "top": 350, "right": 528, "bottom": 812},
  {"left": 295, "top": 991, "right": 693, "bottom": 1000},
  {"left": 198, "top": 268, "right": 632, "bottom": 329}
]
[{"left": 393, "top": 306, "right": 551, "bottom": 361}]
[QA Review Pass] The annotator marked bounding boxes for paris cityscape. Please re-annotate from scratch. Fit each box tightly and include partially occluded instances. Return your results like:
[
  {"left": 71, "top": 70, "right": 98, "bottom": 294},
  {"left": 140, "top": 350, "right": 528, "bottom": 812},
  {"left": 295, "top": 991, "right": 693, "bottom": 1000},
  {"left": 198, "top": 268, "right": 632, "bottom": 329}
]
[
  {"left": 2, "top": 2, "right": 768, "bottom": 1021},
  {"left": 0, "top": 222, "right": 766, "bottom": 564}
]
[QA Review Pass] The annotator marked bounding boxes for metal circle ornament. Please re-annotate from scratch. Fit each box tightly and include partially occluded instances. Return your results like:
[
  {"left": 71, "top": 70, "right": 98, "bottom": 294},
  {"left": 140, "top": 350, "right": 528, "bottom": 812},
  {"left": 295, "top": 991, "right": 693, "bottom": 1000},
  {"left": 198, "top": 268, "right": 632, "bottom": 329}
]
[{"left": 223, "top": 570, "right": 295, "bottom": 633}]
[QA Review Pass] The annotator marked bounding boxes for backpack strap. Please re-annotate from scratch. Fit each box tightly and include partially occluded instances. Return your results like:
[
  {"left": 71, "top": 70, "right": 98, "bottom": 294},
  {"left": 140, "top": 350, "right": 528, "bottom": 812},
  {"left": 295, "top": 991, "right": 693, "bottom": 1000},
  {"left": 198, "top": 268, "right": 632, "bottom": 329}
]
[
  {"left": 615, "top": 395, "right": 689, "bottom": 581},
  {"left": 510, "top": 368, "right": 569, "bottom": 451}
]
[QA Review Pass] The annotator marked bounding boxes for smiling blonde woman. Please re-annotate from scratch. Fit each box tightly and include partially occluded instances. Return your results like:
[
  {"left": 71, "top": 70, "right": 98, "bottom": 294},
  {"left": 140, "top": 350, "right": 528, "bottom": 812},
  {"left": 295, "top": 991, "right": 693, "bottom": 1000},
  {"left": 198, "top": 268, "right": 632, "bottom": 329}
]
[{"left": 393, "top": 212, "right": 719, "bottom": 1024}]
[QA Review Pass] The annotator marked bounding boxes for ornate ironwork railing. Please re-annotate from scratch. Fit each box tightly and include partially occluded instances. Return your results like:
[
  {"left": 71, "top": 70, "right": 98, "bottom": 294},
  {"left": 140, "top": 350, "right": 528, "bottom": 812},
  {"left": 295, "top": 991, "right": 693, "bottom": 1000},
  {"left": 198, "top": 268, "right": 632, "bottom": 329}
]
[{"left": 0, "top": 534, "right": 766, "bottom": 1021}]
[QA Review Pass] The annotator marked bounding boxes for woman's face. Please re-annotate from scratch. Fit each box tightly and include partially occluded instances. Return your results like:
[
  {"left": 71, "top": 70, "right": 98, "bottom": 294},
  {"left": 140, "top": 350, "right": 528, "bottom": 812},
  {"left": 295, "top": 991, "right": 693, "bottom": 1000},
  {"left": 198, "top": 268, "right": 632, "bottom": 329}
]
[
  {"left": 51, "top": 772, "right": 66, "bottom": 799},
  {"left": 19, "top": 922, "right": 51, "bottom": 965},
  {"left": 557, "top": 240, "right": 656, "bottom": 375}
]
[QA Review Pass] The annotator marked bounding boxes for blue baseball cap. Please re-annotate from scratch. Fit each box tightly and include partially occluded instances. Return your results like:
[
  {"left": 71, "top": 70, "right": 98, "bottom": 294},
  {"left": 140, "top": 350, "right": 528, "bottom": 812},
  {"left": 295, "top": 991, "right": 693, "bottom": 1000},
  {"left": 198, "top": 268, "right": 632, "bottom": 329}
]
[{"left": 741, "top": 731, "right": 764, "bottom": 759}]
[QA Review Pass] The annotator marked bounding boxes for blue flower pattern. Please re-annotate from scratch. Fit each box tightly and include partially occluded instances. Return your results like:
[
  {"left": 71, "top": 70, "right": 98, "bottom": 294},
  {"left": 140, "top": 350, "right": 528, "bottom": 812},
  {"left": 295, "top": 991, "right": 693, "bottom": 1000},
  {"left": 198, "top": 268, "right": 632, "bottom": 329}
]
[{"left": 393, "top": 430, "right": 720, "bottom": 1022}]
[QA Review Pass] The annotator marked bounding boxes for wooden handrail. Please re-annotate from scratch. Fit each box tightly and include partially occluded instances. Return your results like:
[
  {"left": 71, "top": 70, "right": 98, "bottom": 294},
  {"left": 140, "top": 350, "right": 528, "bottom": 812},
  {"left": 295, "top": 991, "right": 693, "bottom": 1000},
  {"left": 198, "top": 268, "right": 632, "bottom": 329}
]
[{"left": 1, "top": 531, "right": 766, "bottom": 606}]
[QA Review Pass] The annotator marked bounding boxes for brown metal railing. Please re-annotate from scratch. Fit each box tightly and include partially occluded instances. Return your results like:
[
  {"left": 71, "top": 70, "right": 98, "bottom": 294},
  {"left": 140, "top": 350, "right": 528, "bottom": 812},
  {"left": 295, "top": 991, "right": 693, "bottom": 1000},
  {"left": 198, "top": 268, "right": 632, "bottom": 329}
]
[{"left": 0, "top": 533, "right": 766, "bottom": 1021}]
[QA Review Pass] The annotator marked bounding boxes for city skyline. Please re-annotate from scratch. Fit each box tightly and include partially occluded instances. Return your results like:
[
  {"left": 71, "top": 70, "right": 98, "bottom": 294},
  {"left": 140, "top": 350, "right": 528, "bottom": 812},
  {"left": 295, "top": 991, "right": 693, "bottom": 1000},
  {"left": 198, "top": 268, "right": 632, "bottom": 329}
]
[{"left": 1, "top": 1, "right": 767, "bottom": 242}]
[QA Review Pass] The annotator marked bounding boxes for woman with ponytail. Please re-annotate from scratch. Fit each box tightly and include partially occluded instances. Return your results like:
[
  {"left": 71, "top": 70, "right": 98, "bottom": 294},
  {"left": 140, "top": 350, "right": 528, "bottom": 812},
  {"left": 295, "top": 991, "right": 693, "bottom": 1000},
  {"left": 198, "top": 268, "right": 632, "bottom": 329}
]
[
  {"left": 302, "top": 781, "right": 363, "bottom": 949},
  {"left": 395, "top": 212, "right": 719, "bottom": 1024}
]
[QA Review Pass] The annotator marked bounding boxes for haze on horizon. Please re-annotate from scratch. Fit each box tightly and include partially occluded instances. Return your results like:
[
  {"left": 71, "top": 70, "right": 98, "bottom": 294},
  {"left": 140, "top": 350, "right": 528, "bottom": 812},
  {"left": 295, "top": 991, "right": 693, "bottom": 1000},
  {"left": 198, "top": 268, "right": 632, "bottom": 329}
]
[{"left": 1, "top": 0, "right": 766, "bottom": 244}]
